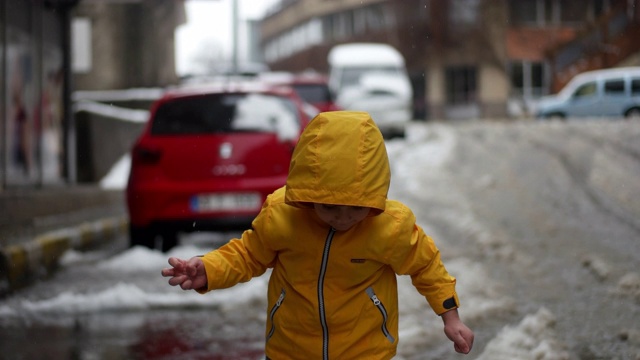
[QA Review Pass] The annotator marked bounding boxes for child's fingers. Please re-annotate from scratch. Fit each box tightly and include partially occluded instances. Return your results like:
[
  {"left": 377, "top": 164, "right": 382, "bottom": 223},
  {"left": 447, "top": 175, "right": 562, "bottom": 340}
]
[
  {"left": 180, "top": 279, "right": 194, "bottom": 290},
  {"left": 452, "top": 332, "right": 470, "bottom": 354},
  {"left": 168, "top": 257, "right": 184, "bottom": 268},
  {"left": 168, "top": 275, "right": 187, "bottom": 286},
  {"left": 160, "top": 267, "right": 175, "bottom": 277}
]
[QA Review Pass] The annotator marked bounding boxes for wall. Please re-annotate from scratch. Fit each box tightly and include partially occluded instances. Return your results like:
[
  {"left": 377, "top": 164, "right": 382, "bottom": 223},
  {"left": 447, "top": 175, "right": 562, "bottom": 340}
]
[
  {"left": 74, "top": 104, "right": 147, "bottom": 183},
  {"left": 72, "top": 0, "right": 185, "bottom": 91}
]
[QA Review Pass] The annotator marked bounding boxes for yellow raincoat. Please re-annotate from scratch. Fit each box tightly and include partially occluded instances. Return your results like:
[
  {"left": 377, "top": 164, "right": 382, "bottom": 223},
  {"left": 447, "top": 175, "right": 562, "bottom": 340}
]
[{"left": 200, "top": 111, "right": 459, "bottom": 359}]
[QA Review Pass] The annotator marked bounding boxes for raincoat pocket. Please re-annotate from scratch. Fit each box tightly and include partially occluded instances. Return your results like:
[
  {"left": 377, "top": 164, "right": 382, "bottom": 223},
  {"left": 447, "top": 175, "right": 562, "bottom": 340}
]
[
  {"left": 267, "top": 288, "right": 286, "bottom": 342},
  {"left": 365, "top": 287, "right": 395, "bottom": 343}
]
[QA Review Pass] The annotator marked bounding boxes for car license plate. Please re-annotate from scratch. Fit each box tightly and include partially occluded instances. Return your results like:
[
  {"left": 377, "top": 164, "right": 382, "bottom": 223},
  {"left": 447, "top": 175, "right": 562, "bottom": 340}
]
[{"left": 191, "top": 193, "right": 261, "bottom": 212}]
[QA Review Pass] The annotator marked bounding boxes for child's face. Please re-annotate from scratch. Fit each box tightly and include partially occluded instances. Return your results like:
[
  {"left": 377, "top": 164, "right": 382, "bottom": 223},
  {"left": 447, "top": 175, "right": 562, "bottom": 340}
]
[{"left": 313, "top": 203, "right": 371, "bottom": 231}]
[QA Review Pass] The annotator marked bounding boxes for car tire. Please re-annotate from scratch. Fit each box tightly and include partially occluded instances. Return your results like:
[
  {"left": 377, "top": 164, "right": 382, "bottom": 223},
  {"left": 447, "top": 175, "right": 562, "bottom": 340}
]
[
  {"left": 545, "top": 112, "right": 566, "bottom": 121},
  {"left": 160, "top": 231, "right": 178, "bottom": 253},
  {"left": 129, "top": 224, "right": 156, "bottom": 249},
  {"left": 383, "top": 128, "right": 406, "bottom": 140},
  {"left": 625, "top": 107, "right": 640, "bottom": 120}
]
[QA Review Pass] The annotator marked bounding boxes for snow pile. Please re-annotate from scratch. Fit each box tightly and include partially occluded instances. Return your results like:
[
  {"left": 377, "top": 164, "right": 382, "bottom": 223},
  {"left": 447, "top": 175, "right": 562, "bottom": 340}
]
[
  {"left": 99, "top": 154, "right": 131, "bottom": 189},
  {"left": 1, "top": 273, "right": 268, "bottom": 318},
  {"left": 0, "top": 244, "right": 269, "bottom": 322},
  {"left": 614, "top": 272, "right": 640, "bottom": 302},
  {"left": 74, "top": 100, "right": 149, "bottom": 123},
  {"left": 475, "top": 308, "right": 570, "bottom": 360}
]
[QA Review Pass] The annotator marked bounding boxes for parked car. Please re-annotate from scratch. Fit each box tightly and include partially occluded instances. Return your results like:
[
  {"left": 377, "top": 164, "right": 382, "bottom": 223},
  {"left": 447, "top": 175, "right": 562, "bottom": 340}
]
[
  {"left": 328, "top": 43, "right": 413, "bottom": 138},
  {"left": 126, "top": 82, "right": 313, "bottom": 251},
  {"left": 259, "top": 72, "right": 341, "bottom": 113},
  {"left": 536, "top": 67, "right": 640, "bottom": 120}
]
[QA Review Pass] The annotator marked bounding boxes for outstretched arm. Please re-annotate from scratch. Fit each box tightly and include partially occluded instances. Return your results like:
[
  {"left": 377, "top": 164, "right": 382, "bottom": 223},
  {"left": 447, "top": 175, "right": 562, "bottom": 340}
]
[
  {"left": 161, "top": 256, "right": 208, "bottom": 291},
  {"left": 441, "top": 309, "right": 474, "bottom": 354}
]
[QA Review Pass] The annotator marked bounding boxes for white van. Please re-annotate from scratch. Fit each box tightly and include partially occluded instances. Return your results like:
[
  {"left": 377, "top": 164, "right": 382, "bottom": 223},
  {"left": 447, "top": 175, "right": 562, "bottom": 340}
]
[
  {"left": 328, "top": 43, "right": 413, "bottom": 137},
  {"left": 536, "top": 67, "right": 640, "bottom": 120}
]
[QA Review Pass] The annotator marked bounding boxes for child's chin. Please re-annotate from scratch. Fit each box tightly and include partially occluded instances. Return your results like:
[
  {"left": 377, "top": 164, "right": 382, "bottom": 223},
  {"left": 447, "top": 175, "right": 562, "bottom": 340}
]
[{"left": 332, "top": 224, "right": 354, "bottom": 231}]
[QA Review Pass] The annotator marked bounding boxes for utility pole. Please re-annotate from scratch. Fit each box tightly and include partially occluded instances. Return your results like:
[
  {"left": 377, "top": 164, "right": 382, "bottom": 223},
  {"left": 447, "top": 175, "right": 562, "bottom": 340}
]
[{"left": 232, "top": 0, "right": 239, "bottom": 75}]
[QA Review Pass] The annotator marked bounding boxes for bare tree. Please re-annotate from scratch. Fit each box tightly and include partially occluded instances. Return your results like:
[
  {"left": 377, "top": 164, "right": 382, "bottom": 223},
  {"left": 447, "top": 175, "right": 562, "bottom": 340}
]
[{"left": 189, "top": 38, "right": 227, "bottom": 74}]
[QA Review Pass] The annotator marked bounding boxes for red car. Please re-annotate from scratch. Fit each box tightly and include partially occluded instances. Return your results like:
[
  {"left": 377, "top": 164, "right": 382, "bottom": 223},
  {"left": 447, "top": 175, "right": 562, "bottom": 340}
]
[
  {"left": 260, "top": 72, "right": 341, "bottom": 113},
  {"left": 126, "top": 83, "right": 313, "bottom": 251}
]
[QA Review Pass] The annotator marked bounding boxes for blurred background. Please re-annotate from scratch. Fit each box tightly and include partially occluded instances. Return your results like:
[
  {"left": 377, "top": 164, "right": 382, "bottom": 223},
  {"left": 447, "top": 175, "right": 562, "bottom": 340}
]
[{"left": 1, "top": 0, "right": 639, "bottom": 188}]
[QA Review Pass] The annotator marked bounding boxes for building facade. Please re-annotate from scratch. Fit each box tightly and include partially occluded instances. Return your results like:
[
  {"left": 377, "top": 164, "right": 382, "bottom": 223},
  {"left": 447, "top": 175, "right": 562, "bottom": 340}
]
[
  {"left": 0, "top": 0, "right": 185, "bottom": 192},
  {"left": 0, "top": 0, "right": 77, "bottom": 190},
  {"left": 71, "top": 0, "right": 185, "bottom": 90},
  {"left": 259, "top": 0, "right": 640, "bottom": 120}
]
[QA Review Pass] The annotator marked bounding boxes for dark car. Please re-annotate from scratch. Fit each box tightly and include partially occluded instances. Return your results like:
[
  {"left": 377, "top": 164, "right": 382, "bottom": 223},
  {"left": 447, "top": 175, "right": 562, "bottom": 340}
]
[{"left": 126, "top": 82, "right": 313, "bottom": 251}]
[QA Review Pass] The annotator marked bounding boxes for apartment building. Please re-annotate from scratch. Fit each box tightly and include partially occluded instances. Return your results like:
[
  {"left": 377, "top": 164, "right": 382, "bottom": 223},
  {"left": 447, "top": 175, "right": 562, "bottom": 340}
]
[{"left": 259, "top": 0, "right": 640, "bottom": 120}]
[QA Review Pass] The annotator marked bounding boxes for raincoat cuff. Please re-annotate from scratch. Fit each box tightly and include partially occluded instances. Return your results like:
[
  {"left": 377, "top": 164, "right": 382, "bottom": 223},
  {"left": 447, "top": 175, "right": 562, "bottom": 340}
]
[{"left": 429, "top": 292, "right": 460, "bottom": 315}]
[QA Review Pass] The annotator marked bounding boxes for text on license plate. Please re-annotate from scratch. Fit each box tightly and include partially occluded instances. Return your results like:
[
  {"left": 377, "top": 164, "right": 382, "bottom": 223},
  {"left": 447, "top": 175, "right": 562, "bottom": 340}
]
[{"left": 191, "top": 193, "right": 261, "bottom": 212}]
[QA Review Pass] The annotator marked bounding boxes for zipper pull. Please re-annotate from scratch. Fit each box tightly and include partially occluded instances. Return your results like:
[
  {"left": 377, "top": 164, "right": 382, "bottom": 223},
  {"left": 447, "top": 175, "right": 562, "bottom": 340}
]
[
  {"left": 371, "top": 294, "right": 381, "bottom": 306},
  {"left": 276, "top": 290, "right": 285, "bottom": 306}
]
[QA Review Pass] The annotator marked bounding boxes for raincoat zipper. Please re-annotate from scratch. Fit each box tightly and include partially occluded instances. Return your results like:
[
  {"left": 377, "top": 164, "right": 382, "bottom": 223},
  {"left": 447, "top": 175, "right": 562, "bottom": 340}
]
[
  {"left": 318, "top": 227, "right": 336, "bottom": 360},
  {"left": 366, "top": 287, "right": 396, "bottom": 343},
  {"left": 266, "top": 288, "right": 286, "bottom": 341}
]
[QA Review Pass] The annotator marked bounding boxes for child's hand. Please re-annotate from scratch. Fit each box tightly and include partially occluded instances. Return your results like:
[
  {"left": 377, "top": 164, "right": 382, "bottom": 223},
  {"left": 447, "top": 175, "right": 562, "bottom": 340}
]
[
  {"left": 161, "top": 256, "right": 207, "bottom": 291},
  {"left": 441, "top": 309, "right": 474, "bottom": 354},
  {"left": 444, "top": 321, "right": 474, "bottom": 354}
]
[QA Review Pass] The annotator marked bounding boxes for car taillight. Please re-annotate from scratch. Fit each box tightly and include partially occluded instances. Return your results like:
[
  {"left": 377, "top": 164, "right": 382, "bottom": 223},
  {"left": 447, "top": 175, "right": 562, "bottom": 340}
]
[{"left": 133, "top": 144, "right": 162, "bottom": 165}]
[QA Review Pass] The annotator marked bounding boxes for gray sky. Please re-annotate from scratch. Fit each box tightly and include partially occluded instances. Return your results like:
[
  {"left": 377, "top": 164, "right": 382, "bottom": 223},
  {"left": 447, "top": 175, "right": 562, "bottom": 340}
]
[{"left": 175, "top": 0, "right": 279, "bottom": 75}]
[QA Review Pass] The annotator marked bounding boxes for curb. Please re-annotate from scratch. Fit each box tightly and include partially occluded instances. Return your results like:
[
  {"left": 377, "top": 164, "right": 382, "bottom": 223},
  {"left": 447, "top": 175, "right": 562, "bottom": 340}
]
[{"left": 0, "top": 216, "right": 128, "bottom": 296}]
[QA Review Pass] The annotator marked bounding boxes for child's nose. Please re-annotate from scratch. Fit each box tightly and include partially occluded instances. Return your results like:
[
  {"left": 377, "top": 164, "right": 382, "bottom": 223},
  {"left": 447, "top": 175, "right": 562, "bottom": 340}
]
[{"left": 336, "top": 208, "right": 352, "bottom": 219}]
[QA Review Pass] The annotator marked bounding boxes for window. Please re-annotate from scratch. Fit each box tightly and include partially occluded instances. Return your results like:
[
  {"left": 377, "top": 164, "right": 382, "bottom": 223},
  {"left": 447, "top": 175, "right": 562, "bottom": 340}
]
[
  {"left": 151, "top": 94, "right": 300, "bottom": 137},
  {"left": 561, "top": 1, "right": 588, "bottom": 23},
  {"left": 510, "top": 0, "right": 538, "bottom": 24},
  {"left": 631, "top": 79, "right": 640, "bottom": 95},
  {"left": 510, "top": 62, "right": 524, "bottom": 93},
  {"left": 366, "top": 5, "right": 387, "bottom": 31},
  {"left": 331, "top": 11, "right": 353, "bottom": 40},
  {"left": 573, "top": 82, "right": 597, "bottom": 98},
  {"left": 445, "top": 66, "right": 477, "bottom": 104},
  {"left": 450, "top": 0, "right": 480, "bottom": 27},
  {"left": 72, "top": 17, "right": 92, "bottom": 73},
  {"left": 531, "top": 63, "right": 544, "bottom": 92},
  {"left": 604, "top": 79, "right": 625, "bottom": 95},
  {"left": 509, "top": 0, "right": 605, "bottom": 26},
  {"left": 353, "top": 8, "right": 367, "bottom": 35},
  {"left": 338, "top": 66, "right": 402, "bottom": 89},
  {"left": 510, "top": 61, "right": 547, "bottom": 97},
  {"left": 292, "top": 84, "right": 332, "bottom": 103}
]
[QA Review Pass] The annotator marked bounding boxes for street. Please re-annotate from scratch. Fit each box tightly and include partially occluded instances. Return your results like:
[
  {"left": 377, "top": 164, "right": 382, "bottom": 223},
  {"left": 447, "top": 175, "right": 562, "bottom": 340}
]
[{"left": 1, "top": 119, "right": 639, "bottom": 360}]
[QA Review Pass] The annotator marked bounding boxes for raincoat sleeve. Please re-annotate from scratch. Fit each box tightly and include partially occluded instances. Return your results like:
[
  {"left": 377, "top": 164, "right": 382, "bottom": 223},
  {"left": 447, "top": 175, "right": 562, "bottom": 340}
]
[
  {"left": 199, "top": 197, "right": 279, "bottom": 291},
  {"left": 387, "top": 206, "right": 460, "bottom": 315}
]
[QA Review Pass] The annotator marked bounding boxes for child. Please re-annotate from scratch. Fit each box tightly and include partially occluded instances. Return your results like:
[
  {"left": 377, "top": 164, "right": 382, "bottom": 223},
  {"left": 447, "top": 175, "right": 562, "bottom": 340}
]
[{"left": 162, "top": 111, "right": 474, "bottom": 359}]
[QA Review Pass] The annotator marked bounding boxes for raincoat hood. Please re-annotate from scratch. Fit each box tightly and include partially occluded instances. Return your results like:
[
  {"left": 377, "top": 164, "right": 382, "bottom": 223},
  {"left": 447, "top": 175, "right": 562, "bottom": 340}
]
[{"left": 285, "top": 111, "right": 390, "bottom": 213}]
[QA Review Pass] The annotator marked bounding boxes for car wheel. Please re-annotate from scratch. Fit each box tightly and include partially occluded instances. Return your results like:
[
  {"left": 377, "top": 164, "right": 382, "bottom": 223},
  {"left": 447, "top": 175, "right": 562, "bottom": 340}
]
[
  {"left": 383, "top": 128, "right": 405, "bottom": 140},
  {"left": 625, "top": 107, "right": 640, "bottom": 120},
  {"left": 160, "top": 231, "right": 178, "bottom": 253},
  {"left": 129, "top": 224, "right": 156, "bottom": 249},
  {"left": 545, "top": 112, "right": 566, "bottom": 121}
]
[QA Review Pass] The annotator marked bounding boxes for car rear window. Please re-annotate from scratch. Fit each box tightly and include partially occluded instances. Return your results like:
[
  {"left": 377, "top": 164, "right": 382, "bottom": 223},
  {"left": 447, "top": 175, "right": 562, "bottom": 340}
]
[{"left": 151, "top": 93, "right": 301, "bottom": 140}]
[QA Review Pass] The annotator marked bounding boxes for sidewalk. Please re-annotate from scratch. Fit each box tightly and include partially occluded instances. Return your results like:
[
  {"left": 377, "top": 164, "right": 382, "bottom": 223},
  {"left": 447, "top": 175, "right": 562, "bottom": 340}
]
[{"left": 0, "top": 185, "right": 128, "bottom": 295}]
